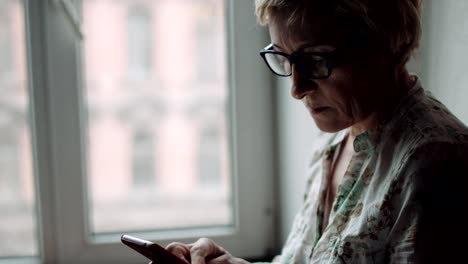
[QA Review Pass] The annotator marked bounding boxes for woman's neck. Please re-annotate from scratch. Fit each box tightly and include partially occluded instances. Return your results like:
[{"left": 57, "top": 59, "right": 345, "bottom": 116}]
[{"left": 349, "top": 70, "right": 414, "bottom": 140}]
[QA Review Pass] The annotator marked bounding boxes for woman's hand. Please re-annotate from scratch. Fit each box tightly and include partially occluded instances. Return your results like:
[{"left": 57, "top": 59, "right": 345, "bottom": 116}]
[{"left": 163, "top": 237, "right": 250, "bottom": 264}]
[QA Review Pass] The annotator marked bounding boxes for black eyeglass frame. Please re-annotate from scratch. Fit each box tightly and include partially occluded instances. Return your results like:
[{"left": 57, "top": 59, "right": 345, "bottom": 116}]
[{"left": 259, "top": 44, "right": 339, "bottom": 79}]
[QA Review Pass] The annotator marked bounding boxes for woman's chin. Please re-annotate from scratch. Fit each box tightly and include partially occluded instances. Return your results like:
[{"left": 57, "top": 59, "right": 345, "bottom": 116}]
[{"left": 313, "top": 119, "right": 349, "bottom": 133}]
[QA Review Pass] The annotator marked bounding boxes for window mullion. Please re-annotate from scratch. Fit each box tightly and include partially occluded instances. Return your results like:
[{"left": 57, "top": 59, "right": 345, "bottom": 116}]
[
  {"left": 40, "top": 0, "right": 89, "bottom": 262},
  {"left": 225, "top": 0, "right": 276, "bottom": 258},
  {"left": 24, "top": 0, "right": 60, "bottom": 262}
]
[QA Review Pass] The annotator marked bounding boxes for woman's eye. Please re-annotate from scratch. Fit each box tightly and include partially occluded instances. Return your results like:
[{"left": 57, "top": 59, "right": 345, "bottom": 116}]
[
  {"left": 304, "top": 54, "right": 324, "bottom": 61},
  {"left": 296, "top": 54, "right": 324, "bottom": 66}
]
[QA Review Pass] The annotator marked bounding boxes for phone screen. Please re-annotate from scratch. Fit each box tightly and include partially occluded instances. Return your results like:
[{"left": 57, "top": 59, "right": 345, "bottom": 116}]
[{"left": 121, "top": 235, "right": 187, "bottom": 264}]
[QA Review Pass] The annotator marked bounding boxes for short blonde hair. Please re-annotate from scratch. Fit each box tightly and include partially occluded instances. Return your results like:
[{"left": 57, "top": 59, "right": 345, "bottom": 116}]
[{"left": 255, "top": 0, "right": 422, "bottom": 67}]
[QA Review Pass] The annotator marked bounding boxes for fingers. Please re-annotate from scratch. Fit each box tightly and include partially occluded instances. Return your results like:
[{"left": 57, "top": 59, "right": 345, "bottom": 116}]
[
  {"left": 207, "top": 256, "right": 250, "bottom": 264},
  {"left": 166, "top": 242, "right": 191, "bottom": 263},
  {"left": 166, "top": 238, "right": 229, "bottom": 264},
  {"left": 206, "top": 254, "right": 230, "bottom": 264},
  {"left": 190, "top": 238, "right": 226, "bottom": 264}
]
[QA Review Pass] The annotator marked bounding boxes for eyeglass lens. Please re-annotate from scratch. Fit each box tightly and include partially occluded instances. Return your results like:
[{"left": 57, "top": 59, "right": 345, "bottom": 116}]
[
  {"left": 265, "top": 53, "right": 330, "bottom": 78},
  {"left": 264, "top": 53, "right": 291, "bottom": 76}
]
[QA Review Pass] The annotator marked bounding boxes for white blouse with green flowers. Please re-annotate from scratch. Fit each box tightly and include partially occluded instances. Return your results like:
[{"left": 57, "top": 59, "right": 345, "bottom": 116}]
[{"left": 262, "top": 78, "right": 468, "bottom": 264}]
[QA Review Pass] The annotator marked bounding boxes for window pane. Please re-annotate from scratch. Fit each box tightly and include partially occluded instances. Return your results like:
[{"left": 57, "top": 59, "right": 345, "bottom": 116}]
[
  {"left": 82, "top": 0, "right": 231, "bottom": 234},
  {"left": 0, "top": 0, "right": 38, "bottom": 257}
]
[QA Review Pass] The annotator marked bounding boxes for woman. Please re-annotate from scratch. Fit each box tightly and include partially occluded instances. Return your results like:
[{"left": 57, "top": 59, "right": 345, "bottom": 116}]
[{"left": 161, "top": 0, "right": 468, "bottom": 263}]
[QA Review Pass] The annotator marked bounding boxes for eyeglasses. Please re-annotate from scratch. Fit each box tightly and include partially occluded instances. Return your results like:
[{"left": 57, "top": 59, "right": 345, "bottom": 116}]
[{"left": 259, "top": 44, "right": 338, "bottom": 79}]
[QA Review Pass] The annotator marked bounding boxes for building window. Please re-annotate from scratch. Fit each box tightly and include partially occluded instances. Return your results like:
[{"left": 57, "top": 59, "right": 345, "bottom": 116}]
[
  {"left": 0, "top": 4, "right": 13, "bottom": 83},
  {"left": 198, "top": 123, "right": 221, "bottom": 187},
  {"left": 195, "top": 3, "right": 220, "bottom": 82},
  {"left": 127, "top": 5, "right": 152, "bottom": 81},
  {"left": 132, "top": 128, "right": 156, "bottom": 188},
  {"left": 0, "top": 128, "right": 20, "bottom": 203}
]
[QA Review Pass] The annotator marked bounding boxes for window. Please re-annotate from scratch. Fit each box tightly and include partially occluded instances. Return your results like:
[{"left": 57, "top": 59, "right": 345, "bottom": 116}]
[
  {"left": 83, "top": 0, "right": 237, "bottom": 233},
  {"left": 9, "top": 0, "right": 275, "bottom": 263}
]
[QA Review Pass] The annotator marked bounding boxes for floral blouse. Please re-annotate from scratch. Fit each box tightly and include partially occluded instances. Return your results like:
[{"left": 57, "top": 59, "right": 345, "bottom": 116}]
[{"left": 275, "top": 78, "right": 468, "bottom": 263}]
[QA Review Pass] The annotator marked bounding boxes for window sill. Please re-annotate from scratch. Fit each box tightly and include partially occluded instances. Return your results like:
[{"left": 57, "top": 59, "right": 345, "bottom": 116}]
[{"left": 0, "top": 257, "right": 40, "bottom": 264}]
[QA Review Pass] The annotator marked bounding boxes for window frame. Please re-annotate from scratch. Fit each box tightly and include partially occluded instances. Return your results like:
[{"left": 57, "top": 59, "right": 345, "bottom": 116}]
[{"left": 18, "top": 0, "right": 276, "bottom": 263}]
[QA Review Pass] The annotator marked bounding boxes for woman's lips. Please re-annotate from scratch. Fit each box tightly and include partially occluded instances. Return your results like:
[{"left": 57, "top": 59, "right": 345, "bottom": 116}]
[{"left": 310, "top": 106, "right": 330, "bottom": 114}]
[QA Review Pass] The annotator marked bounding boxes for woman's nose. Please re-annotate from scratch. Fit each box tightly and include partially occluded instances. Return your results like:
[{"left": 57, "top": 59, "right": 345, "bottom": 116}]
[{"left": 290, "top": 66, "right": 318, "bottom": 99}]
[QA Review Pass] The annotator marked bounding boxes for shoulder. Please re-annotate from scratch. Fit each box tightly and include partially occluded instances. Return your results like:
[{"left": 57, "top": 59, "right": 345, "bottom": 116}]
[
  {"left": 413, "top": 92, "right": 468, "bottom": 144},
  {"left": 378, "top": 83, "right": 468, "bottom": 192},
  {"left": 402, "top": 98, "right": 468, "bottom": 167},
  {"left": 385, "top": 85, "right": 468, "bottom": 169}
]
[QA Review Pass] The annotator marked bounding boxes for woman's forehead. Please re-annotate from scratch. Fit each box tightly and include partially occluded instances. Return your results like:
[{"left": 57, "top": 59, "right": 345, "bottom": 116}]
[{"left": 269, "top": 17, "right": 347, "bottom": 52}]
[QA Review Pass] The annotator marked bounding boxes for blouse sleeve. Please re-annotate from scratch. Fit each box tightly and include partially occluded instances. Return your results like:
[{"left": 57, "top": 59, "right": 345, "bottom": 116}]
[{"left": 388, "top": 142, "right": 468, "bottom": 263}]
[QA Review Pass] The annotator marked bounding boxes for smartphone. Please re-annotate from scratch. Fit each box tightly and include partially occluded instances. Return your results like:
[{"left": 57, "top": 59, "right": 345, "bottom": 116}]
[{"left": 121, "top": 234, "right": 188, "bottom": 264}]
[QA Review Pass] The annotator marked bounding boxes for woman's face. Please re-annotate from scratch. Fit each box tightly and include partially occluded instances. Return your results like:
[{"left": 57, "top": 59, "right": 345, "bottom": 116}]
[{"left": 268, "top": 16, "right": 387, "bottom": 133}]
